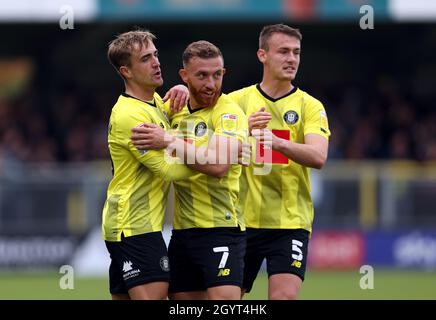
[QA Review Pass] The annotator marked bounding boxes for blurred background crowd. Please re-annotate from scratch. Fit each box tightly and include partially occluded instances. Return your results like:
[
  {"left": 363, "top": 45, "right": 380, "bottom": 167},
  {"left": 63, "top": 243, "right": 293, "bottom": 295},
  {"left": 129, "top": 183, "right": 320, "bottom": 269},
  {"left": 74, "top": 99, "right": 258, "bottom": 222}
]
[{"left": 1, "top": 22, "right": 436, "bottom": 165}]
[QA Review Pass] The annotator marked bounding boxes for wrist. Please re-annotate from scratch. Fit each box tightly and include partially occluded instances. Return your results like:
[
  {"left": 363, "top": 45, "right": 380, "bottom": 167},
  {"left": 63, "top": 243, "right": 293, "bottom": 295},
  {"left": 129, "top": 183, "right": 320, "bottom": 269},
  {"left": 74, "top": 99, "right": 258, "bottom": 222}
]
[
  {"left": 164, "top": 132, "right": 176, "bottom": 148},
  {"left": 274, "top": 137, "right": 287, "bottom": 152}
]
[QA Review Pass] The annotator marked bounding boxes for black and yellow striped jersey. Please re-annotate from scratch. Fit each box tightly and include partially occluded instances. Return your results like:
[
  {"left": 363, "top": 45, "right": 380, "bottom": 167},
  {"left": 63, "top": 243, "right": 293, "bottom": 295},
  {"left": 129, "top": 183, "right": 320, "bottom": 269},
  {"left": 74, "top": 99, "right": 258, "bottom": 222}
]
[
  {"left": 102, "top": 93, "right": 194, "bottom": 241},
  {"left": 228, "top": 85, "right": 330, "bottom": 233},
  {"left": 164, "top": 94, "right": 248, "bottom": 230}
]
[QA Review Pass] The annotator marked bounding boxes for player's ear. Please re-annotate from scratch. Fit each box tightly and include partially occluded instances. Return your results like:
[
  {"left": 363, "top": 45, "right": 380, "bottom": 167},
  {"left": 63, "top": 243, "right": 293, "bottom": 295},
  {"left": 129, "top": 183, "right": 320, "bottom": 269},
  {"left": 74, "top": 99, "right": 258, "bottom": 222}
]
[
  {"left": 119, "top": 66, "right": 131, "bottom": 79},
  {"left": 222, "top": 68, "right": 226, "bottom": 76},
  {"left": 257, "top": 49, "right": 266, "bottom": 63},
  {"left": 179, "top": 68, "right": 188, "bottom": 83}
]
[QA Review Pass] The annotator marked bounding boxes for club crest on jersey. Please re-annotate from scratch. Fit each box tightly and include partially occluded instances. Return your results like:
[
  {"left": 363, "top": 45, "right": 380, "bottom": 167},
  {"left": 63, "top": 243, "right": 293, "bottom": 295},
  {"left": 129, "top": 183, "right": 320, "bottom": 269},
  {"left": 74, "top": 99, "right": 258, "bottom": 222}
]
[
  {"left": 195, "top": 122, "right": 207, "bottom": 137},
  {"left": 284, "top": 110, "right": 299, "bottom": 125}
]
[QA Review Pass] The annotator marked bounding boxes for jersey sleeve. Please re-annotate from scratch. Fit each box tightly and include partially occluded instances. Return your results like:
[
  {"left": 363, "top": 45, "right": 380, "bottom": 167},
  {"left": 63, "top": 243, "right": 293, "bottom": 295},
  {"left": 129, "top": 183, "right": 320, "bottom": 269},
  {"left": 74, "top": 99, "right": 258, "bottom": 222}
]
[
  {"left": 303, "top": 96, "right": 331, "bottom": 139},
  {"left": 113, "top": 108, "right": 195, "bottom": 181},
  {"left": 160, "top": 98, "right": 173, "bottom": 118},
  {"left": 160, "top": 97, "right": 189, "bottom": 123},
  {"left": 133, "top": 148, "right": 196, "bottom": 181},
  {"left": 212, "top": 101, "right": 248, "bottom": 143}
]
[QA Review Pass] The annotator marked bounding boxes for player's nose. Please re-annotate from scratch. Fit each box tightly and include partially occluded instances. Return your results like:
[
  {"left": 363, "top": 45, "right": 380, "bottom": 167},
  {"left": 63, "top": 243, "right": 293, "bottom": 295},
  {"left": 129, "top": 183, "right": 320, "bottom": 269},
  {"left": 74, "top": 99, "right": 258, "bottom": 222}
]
[
  {"left": 287, "top": 52, "right": 298, "bottom": 63},
  {"left": 204, "top": 76, "right": 216, "bottom": 89},
  {"left": 151, "top": 55, "right": 160, "bottom": 67}
]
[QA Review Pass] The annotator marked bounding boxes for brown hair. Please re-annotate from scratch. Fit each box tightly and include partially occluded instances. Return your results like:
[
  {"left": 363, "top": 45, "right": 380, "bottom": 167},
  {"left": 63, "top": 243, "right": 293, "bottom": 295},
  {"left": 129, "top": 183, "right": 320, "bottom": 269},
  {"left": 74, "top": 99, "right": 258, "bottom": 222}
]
[
  {"left": 182, "top": 40, "right": 223, "bottom": 67},
  {"left": 259, "top": 24, "right": 302, "bottom": 50},
  {"left": 107, "top": 29, "right": 156, "bottom": 77}
]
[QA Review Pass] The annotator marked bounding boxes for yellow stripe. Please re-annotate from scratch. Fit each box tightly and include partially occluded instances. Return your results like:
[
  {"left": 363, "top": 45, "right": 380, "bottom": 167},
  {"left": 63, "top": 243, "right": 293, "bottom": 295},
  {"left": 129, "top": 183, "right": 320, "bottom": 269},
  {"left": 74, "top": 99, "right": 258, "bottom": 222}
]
[
  {"left": 244, "top": 164, "right": 263, "bottom": 228},
  {"left": 67, "top": 190, "right": 86, "bottom": 233},
  {"left": 359, "top": 165, "right": 377, "bottom": 229},
  {"left": 192, "top": 175, "right": 213, "bottom": 227}
]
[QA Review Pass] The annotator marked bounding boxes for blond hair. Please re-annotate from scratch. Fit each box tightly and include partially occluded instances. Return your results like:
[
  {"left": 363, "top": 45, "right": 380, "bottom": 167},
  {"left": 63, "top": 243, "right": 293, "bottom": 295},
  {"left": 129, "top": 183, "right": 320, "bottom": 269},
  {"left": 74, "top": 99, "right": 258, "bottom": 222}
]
[{"left": 107, "top": 29, "right": 156, "bottom": 78}]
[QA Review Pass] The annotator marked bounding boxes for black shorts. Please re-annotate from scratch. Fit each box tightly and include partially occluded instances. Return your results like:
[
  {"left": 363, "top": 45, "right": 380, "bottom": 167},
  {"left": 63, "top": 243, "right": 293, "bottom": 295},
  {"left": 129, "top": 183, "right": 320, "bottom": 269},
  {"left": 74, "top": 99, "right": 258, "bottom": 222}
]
[
  {"left": 105, "top": 232, "right": 170, "bottom": 295},
  {"left": 243, "top": 228, "right": 309, "bottom": 293},
  {"left": 168, "top": 227, "right": 246, "bottom": 293}
]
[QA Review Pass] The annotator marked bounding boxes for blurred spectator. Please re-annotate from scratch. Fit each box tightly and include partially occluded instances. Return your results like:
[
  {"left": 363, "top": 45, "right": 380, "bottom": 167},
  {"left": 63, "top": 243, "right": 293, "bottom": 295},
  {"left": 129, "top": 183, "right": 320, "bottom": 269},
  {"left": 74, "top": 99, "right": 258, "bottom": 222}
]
[{"left": 0, "top": 77, "right": 435, "bottom": 164}]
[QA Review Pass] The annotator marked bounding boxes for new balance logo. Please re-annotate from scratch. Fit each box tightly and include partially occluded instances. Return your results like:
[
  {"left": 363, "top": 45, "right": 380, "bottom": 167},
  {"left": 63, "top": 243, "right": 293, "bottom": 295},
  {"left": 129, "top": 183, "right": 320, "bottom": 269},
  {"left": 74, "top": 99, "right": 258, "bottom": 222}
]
[
  {"left": 291, "top": 260, "right": 302, "bottom": 268},
  {"left": 217, "top": 268, "right": 231, "bottom": 277},
  {"left": 122, "top": 261, "right": 133, "bottom": 272}
]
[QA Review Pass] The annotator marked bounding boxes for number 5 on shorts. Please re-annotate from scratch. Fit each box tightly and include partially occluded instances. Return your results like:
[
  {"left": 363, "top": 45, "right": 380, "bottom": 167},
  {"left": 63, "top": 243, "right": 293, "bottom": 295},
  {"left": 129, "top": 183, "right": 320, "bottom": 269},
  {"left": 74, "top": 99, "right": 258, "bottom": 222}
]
[{"left": 292, "top": 239, "right": 303, "bottom": 261}]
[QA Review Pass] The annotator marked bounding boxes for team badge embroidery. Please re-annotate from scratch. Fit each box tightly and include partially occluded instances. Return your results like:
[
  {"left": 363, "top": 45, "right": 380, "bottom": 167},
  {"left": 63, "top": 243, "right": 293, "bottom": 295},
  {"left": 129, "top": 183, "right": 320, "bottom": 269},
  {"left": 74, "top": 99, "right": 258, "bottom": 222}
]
[
  {"left": 195, "top": 121, "right": 207, "bottom": 137},
  {"left": 283, "top": 110, "right": 299, "bottom": 125},
  {"left": 160, "top": 256, "right": 170, "bottom": 272}
]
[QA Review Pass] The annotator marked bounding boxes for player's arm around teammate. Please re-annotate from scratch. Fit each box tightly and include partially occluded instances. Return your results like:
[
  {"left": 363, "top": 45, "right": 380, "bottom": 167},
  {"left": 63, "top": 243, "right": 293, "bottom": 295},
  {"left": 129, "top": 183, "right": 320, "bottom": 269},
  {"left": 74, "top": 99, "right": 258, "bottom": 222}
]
[{"left": 103, "top": 29, "right": 197, "bottom": 300}]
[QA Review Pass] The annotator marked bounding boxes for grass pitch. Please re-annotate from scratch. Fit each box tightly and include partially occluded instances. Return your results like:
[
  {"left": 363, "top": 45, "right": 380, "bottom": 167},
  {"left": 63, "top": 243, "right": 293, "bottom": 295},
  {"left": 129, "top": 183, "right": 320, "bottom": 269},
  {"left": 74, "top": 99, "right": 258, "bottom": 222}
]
[{"left": 0, "top": 268, "right": 435, "bottom": 300}]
